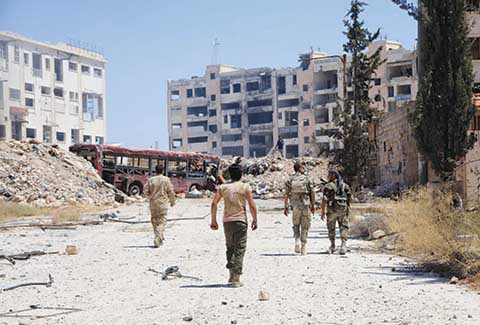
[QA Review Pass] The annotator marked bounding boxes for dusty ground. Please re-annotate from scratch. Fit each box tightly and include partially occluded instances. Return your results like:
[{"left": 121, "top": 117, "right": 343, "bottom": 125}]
[{"left": 1, "top": 198, "right": 480, "bottom": 325}]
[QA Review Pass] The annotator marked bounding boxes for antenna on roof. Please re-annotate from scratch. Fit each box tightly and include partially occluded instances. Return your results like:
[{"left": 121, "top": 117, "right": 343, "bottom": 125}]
[{"left": 211, "top": 37, "right": 220, "bottom": 65}]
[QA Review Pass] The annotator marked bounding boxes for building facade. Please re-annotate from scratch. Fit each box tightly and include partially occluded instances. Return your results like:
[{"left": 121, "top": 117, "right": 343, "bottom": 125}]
[{"left": 0, "top": 32, "right": 107, "bottom": 150}]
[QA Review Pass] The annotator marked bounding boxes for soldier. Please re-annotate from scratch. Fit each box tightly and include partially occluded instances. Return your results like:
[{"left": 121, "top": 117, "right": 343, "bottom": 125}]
[
  {"left": 284, "top": 162, "right": 315, "bottom": 255},
  {"left": 210, "top": 164, "right": 258, "bottom": 288},
  {"left": 320, "top": 169, "right": 351, "bottom": 255},
  {"left": 144, "top": 164, "right": 176, "bottom": 248}
]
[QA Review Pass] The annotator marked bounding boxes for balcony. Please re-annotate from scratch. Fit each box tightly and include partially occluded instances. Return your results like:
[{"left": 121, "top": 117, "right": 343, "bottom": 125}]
[
  {"left": 396, "top": 94, "right": 412, "bottom": 101},
  {"left": 248, "top": 122, "right": 273, "bottom": 132},
  {"left": 32, "top": 69, "right": 42, "bottom": 78},
  {"left": 0, "top": 57, "right": 8, "bottom": 71},
  {"left": 314, "top": 87, "right": 338, "bottom": 96},
  {"left": 188, "top": 126, "right": 208, "bottom": 137}
]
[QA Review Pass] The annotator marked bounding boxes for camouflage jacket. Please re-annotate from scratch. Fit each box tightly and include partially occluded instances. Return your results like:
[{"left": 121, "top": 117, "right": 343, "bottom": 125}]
[
  {"left": 285, "top": 172, "right": 313, "bottom": 209},
  {"left": 323, "top": 180, "right": 351, "bottom": 214}
]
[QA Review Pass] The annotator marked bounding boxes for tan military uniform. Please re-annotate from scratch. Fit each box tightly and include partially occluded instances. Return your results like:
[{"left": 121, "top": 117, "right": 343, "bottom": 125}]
[
  {"left": 144, "top": 175, "right": 176, "bottom": 245},
  {"left": 285, "top": 172, "right": 313, "bottom": 244}
]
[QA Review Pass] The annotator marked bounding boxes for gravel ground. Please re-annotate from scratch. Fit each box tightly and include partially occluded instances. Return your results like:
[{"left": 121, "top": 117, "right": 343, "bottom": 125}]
[{"left": 1, "top": 198, "right": 480, "bottom": 325}]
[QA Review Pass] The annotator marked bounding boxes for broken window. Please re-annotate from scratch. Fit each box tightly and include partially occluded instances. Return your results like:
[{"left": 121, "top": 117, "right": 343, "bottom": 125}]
[
  {"left": 14, "top": 45, "right": 19, "bottom": 63},
  {"left": 222, "top": 102, "right": 241, "bottom": 110},
  {"left": 187, "top": 89, "right": 193, "bottom": 98},
  {"left": 222, "top": 134, "right": 242, "bottom": 142},
  {"left": 172, "top": 123, "right": 182, "bottom": 129},
  {"left": 233, "top": 83, "right": 241, "bottom": 93},
  {"left": 56, "top": 131, "right": 65, "bottom": 142},
  {"left": 397, "top": 85, "right": 412, "bottom": 97},
  {"left": 303, "top": 119, "right": 310, "bottom": 126},
  {"left": 81, "top": 65, "right": 90, "bottom": 74},
  {"left": 246, "top": 81, "right": 259, "bottom": 92},
  {"left": 277, "top": 76, "right": 286, "bottom": 94},
  {"left": 209, "top": 125, "right": 218, "bottom": 133},
  {"left": 9, "top": 88, "right": 20, "bottom": 101},
  {"left": 43, "top": 126, "right": 53, "bottom": 143},
  {"left": 303, "top": 84, "right": 309, "bottom": 92},
  {"left": 231, "top": 115, "right": 242, "bottom": 128},
  {"left": 168, "top": 160, "right": 187, "bottom": 173},
  {"left": 24, "top": 52, "right": 30, "bottom": 66},
  {"left": 171, "top": 89, "right": 180, "bottom": 100},
  {"left": 187, "top": 105, "right": 208, "bottom": 116},
  {"left": 69, "top": 62, "right": 78, "bottom": 72},
  {"left": 26, "top": 128, "right": 36, "bottom": 139},
  {"left": 304, "top": 136, "right": 310, "bottom": 143},
  {"left": 286, "top": 145, "right": 299, "bottom": 158},
  {"left": 210, "top": 94, "right": 216, "bottom": 101},
  {"left": 248, "top": 112, "right": 273, "bottom": 125},
  {"left": 188, "top": 136, "right": 208, "bottom": 143},
  {"left": 374, "top": 78, "right": 381, "bottom": 86},
  {"left": 293, "top": 75, "right": 297, "bottom": 85},
  {"left": 210, "top": 73, "right": 216, "bottom": 80},
  {"left": 388, "top": 86, "right": 395, "bottom": 98},
  {"left": 194, "top": 87, "right": 206, "bottom": 97},
  {"left": 212, "top": 141, "right": 217, "bottom": 148},
  {"left": 172, "top": 139, "right": 183, "bottom": 148},
  {"left": 25, "top": 97, "right": 34, "bottom": 108},
  {"left": 25, "top": 83, "right": 33, "bottom": 92},
  {"left": 54, "top": 87, "right": 64, "bottom": 98},
  {"left": 94, "top": 68, "right": 103, "bottom": 78},
  {"left": 285, "top": 111, "right": 299, "bottom": 126},
  {"left": 54, "top": 58, "right": 63, "bottom": 82},
  {"left": 187, "top": 120, "right": 208, "bottom": 131},
  {"left": 224, "top": 115, "right": 228, "bottom": 124},
  {"left": 45, "top": 57, "right": 50, "bottom": 70},
  {"left": 247, "top": 99, "right": 272, "bottom": 108},
  {"left": 41, "top": 86, "right": 51, "bottom": 95},
  {"left": 278, "top": 98, "right": 299, "bottom": 108},
  {"left": 222, "top": 146, "right": 244, "bottom": 156},
  {"left": 221, "top": 79, "right": 230, "bottom": 94},
  {"left": 189, "top": 159, "right": 205, "bottom": 173},
  {"left": 70, "top": 91, "right": 79, "bottom": 101},
  {"left": 209, "top": 109, "right": 217, "bottom": 117},
  {"left": 261, "top": 74, "right": 271, "bottom": 90}
]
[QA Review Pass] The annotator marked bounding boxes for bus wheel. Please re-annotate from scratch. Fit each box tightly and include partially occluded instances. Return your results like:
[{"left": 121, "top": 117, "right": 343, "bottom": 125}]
[{"left": 128, "top": 182, "right": 143, "bottom": 196}]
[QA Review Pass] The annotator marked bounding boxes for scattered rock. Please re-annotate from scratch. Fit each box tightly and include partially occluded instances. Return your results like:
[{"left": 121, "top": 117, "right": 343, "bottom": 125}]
[
  {"left": 371, "top": 230, "right": 386, "bottom": 240},
  {"left": 65, "top": 245, "right": 79, "bottom": 255},
  {"left": 449, "top": 276, "right": 459, "bottom": 285},
  {"left": 258, "top": 290, "right": 270, "bottom": 301},
  {"left": 182, "top": 316, "right": 193, "bottom": 322}
]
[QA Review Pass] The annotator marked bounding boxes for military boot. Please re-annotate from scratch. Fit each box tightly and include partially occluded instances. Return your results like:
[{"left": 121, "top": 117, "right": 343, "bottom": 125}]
[
  {"left": 228, "top": 269, "right": 234, "bottom": 284},
  {"left": 231, "top": 273, "right": 243, "bottom": 288},
  {"left": 153, "top": 236, "right": 163, "bottom": 248},
  {"left": 328, "top": 240, "right": 336, "bottom": 254},
  {"left": 339, "top": 240, "right": 347, "bottom": 255},
  {"left": 301, "top": 243, "right": 306, "bottom": 256},
  {"left": 294, "top": 238, "right": 301, "bottom": 254}
]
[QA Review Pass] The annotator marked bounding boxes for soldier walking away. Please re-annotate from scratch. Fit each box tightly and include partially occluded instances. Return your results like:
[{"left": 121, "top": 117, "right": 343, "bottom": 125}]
[
  {"left": 284, "top": 162, "right": 315, "bottom": 255},
  {"left": 321, "top": 169, "right": 351, "bottom": 255},
  {"left": 210, "top": 164, "right": 258, "bottom": 288},
  {"left": 144, "top": 164, "right": 176, "bottom": 248}
]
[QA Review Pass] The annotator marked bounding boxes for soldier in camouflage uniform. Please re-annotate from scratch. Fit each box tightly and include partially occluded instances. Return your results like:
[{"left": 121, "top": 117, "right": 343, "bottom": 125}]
[
  {"left": 284, "top": 162, "right": 315, "bottom": 255},
  {"left": 144, "top": 164, "right": 176, "bottom": 248},
  {"left": 321, "top": 169, "right": 351, "bottom": 255}
]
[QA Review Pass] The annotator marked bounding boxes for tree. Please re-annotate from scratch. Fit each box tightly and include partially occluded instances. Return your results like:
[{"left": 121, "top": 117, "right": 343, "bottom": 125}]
[
  {"left": 334, "top": 0, "right": 384, "bottom": 187},
  {"left": 411, "top": 0, "right": 476, "bottom": 180}
]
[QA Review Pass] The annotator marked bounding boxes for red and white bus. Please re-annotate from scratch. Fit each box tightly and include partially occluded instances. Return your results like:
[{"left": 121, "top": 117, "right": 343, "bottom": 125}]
[{"left": 69, "top": 144, "right": 221, "bottom": 195}]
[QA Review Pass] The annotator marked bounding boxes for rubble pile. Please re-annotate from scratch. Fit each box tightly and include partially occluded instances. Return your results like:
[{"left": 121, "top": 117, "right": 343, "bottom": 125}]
[
  {"left": 0, "top": 141, "right": 125, "bottom": 207},
  {"left": 221, "top": 155, "right": 330, "bottom": 198}
]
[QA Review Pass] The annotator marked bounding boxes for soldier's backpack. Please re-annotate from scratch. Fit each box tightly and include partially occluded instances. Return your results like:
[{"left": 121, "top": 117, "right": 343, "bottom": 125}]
[
  {"left": 334, "top": 183, "right": 349, "bottom": 211},
  {"left": 291, "top": 175, "right": 309, "bottom": 194}
]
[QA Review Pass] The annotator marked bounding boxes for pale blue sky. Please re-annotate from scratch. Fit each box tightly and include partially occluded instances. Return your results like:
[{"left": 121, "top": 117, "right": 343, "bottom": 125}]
[{"left": 1, "top": 0, "right": 417, "bottom": 149}]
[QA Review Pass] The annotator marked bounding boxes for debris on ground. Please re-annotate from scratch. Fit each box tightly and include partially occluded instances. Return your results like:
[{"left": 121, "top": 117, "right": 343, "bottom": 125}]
[
  {"left": 185, "top": 187, "right": 203, "bottom": 199},
  {"left": 349, "top": 213, "right": 390, "bottom": 240},
  {"left": 148, "top": 266, "right": 202, "bottom": 281},
  {"left": 0, "top": 250, "right": 59, "bottom": 265},
  {"left": 65, "top": 245, "right": 79, "bottom": 255},
  {"left": 221, "top": 156, "right": 329, "bottom": 199},
  {"left": 0, "top": 140, "right": 128, "bottom": 207},
  {"left": 258, "top": 290, "right": 270, "bottom": 301},
  {"left": 1, "top": 274, "right": 54, "bottom": 292}
]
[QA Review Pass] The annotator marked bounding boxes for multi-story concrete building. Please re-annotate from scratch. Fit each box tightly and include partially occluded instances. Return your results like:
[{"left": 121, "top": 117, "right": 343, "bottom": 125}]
[
  {"left": 168, "top": 41, "right": 416, "bottom": 158},
  {"left": 0, "top": 32, "right": 107, "bottom": 149}
]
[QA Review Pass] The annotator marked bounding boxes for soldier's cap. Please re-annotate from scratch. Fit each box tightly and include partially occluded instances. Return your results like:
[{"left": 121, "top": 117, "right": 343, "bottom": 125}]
[{"left": 328, "top": 169, "right": 340, "bottom": 177}]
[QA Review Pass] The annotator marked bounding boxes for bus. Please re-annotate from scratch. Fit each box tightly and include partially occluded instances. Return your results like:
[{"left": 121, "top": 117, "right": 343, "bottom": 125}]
[{"left": 69, "top": 144, "right": 221, "bottom": 195}]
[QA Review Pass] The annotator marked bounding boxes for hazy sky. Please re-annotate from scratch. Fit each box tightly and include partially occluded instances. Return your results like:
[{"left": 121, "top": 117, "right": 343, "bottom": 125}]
[{"left": 1, "top": 0, "right": 417, "bottom": 149}]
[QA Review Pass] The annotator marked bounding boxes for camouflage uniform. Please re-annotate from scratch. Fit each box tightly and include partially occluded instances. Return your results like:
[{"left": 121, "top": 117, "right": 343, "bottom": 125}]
[
  {"left": 285, "top": 172, "right": 314, "bottom": 244},
  {"left": 144, "top": 175, "right": 176, "bottom": 246},
  {"left": 323, "top": 181, "right": 351, "bottom": 242}
]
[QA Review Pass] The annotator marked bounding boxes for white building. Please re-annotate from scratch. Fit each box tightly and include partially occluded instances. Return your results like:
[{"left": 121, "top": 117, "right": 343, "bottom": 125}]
[{"left": 0, "top": 32, "right": 107, "bottom": 149}]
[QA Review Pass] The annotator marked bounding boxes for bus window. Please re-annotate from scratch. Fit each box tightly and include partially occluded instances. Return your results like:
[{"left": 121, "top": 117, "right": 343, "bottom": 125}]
[
  {"left": 152, "top": 159, "right": 166, "bottom": 175},
  {"left": 137, "top": 157, "right": 149, "bottom": 169},
  {"left": 189, "top": 159, "right": 205, "bottom": 173},
  {"left": 102, "top": 154, "right": 116, "bottom": 168},
  {"left": 167, "top": 160, "right": 187, "bottom": 177}
]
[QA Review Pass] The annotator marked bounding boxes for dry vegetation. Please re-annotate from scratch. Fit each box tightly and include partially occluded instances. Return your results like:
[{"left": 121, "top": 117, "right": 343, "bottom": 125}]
[
  {"left": 0, "top": 201, "right": 102, "bottom": 223},
  {"left": 387, "top": 187, "right": 480, "bottom": 279}
]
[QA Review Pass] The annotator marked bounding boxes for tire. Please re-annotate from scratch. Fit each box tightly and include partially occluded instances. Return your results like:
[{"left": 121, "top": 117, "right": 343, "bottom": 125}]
[
  {"left": 128, "top": 182, "right": 143, "bottom": 196},
  {"left": 189, "top": 184, "right": 201, "bottom": 192}
]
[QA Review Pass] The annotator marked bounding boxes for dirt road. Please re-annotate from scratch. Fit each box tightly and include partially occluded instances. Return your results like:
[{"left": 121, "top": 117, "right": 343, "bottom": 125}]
[{"left": 1, "top": 198, "right": 480, "bottom": 324}]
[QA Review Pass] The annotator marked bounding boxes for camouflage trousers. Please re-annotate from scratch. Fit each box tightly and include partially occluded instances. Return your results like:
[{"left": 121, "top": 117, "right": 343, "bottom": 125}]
[
  {"left": 150, "top": 204, "right": 168, "bottom": 242},
  {"left": 292, "top": 207, "right": 312, "bottom": 244},
  {"left": 327, "top": 211, "right": 349, "bottom": 242},
  {"left": 224, "top": 221, "right": 247, "bottom": 275}
]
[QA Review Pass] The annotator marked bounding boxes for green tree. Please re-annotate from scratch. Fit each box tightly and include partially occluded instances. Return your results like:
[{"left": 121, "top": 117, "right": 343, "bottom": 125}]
[
  {"left": 334, "top": 0, "right": 384, "bottom": 186},
  {"left": 411, "top": 0, "right": 476, "bottom": 180}
]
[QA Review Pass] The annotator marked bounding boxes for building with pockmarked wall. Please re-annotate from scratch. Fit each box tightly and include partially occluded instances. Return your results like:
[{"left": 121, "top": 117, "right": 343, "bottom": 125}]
[{"left": 0, "top": 32, "right": 107, "bottom": 150}]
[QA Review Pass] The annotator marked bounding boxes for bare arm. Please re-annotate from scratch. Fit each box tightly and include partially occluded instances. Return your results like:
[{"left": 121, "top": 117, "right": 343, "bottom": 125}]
[
  {"left": 167, "top": 181, "right": 176, "bottom": 207},
  {"left": 310, "top": 190, "right": 316, "bottom": 214},
  {"left": 283, "top": 194, "right": 289, "bottom": 216},
  {"left": 320, "top": 195, "right": 327, "bottom": 221},
  {"left": 246, "top": 191, "right": 258, "bottom": 231},
  {"left": 210, "top": 192, "right": 223, "bottom": 230}
]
